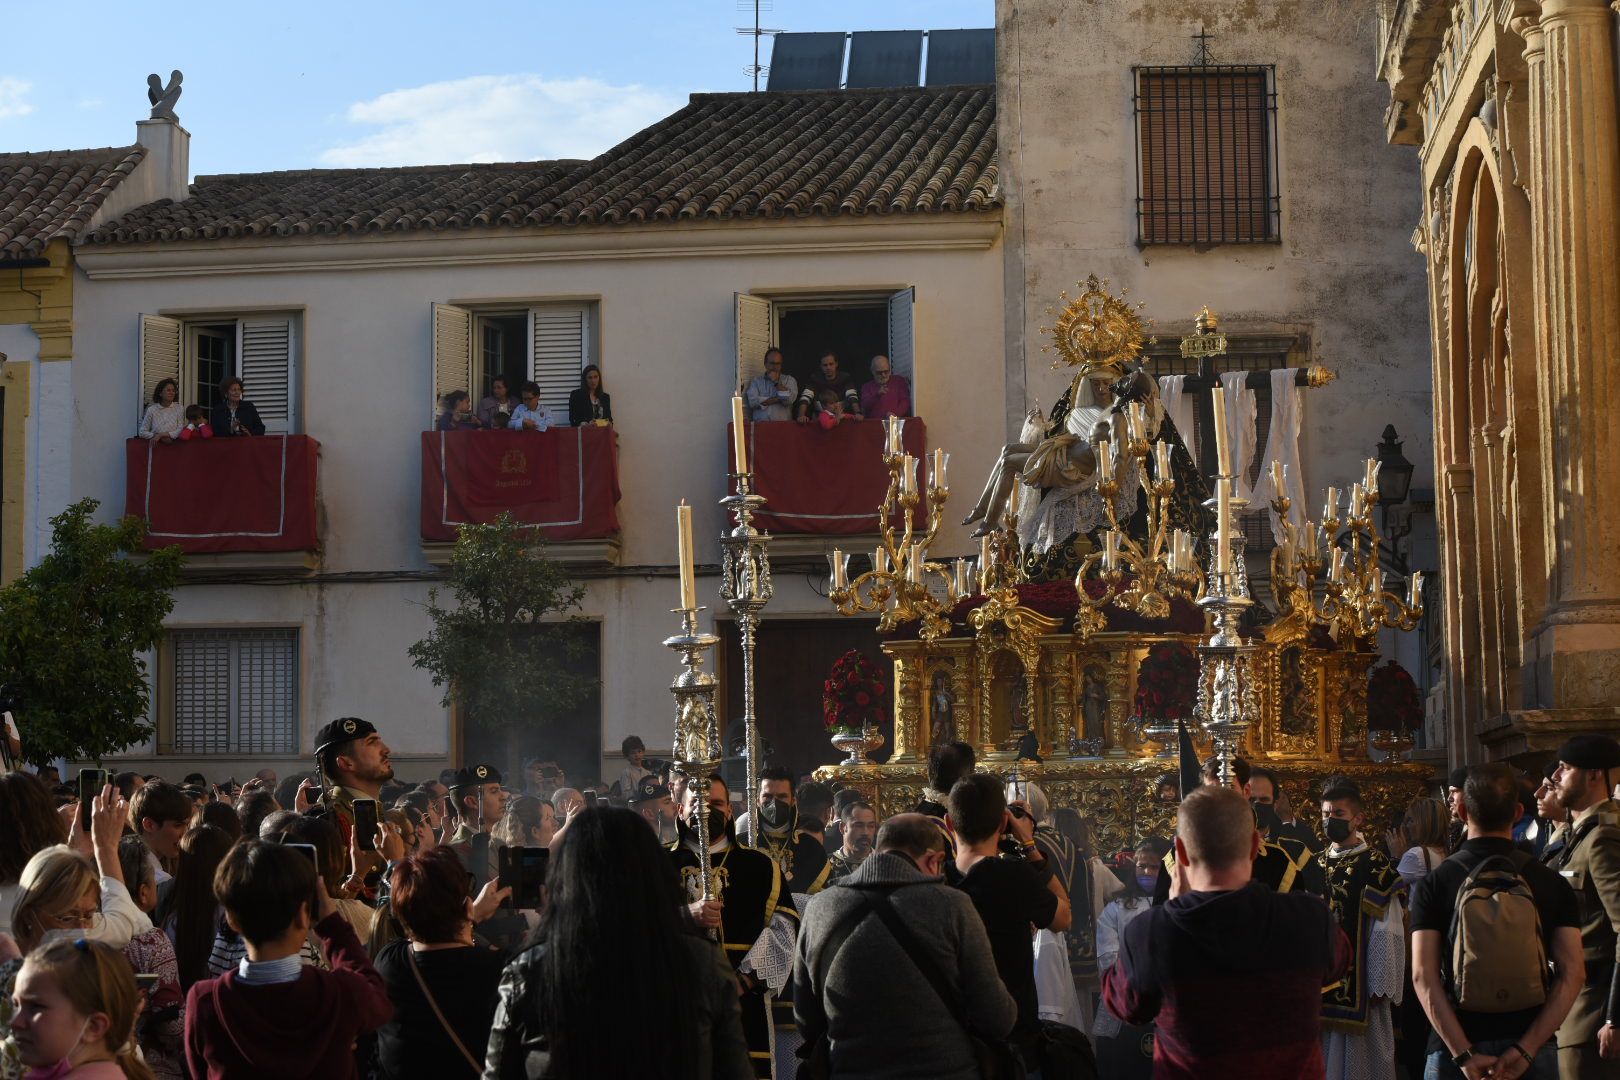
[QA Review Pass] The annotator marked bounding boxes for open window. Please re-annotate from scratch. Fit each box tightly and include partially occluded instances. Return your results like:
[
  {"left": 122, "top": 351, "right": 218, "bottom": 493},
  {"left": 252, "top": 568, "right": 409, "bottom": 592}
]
[
  {"left": 733, "top": 288, "right": 915, "bottom": 400},
  {"left": 432, "top": 301, "right": 597, "bottom": 424},
  {"left": 138, "top": 312, "right": 299, "bottom": 433}
]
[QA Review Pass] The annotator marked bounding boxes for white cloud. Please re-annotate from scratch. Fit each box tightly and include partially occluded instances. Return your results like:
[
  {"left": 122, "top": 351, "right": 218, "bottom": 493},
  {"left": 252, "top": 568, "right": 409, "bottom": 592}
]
[
  {"left": 0, "top": 77, "right": 34, "bottom": 121},
  {"left": 318, "top": 74, "right": 684, "bottom": 167}
]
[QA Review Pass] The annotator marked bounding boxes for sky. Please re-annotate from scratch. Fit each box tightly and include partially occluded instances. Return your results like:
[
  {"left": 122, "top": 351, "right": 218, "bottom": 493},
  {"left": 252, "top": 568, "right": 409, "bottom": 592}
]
[{"left": 1, "top": 0, "right": 991, "bottom": 178}]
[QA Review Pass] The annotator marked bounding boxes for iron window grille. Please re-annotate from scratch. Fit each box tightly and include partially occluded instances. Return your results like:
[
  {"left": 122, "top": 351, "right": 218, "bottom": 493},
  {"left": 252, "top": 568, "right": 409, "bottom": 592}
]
[
  {"left": 1134, "top": 65, "right": 1281, "bottom": 246},
  {"left": 167, "top": 628, "right": 299, "bottom": 755}
]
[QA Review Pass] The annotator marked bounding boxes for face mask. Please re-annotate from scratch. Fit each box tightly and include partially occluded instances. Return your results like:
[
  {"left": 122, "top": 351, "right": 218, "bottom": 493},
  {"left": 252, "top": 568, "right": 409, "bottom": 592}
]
[
  {"left": 1324, "top": 817, "right": 1353, "bottom": 844},
  {"left": 1136, "top": 874, "right": 1156, "bottom": 893},
  {"left": 1251, "top": 802, "right": 1281, "bottom": 834},
  {"left": 760, "top": 798, "right": 792, "bottom": 829},
  {"left": 24, "top": 1016, "right": 91, "bottom": 1080}
]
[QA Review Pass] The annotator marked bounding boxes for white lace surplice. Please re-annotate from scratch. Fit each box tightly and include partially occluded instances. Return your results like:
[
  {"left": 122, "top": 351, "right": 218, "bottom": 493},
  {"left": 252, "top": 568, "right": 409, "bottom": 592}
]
[{"left": 1322, "top": 901, "right": 1405, "bottom": 1080}]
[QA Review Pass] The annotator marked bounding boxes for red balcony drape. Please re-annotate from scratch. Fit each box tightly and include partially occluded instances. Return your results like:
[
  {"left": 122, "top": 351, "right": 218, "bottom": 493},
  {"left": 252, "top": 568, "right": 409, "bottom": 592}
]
[
  {"left": 420, "top": 427, "right": 620, "bottom": 542},
  {"left": 125, "top": 435, "right": 320, "bottom": 553},
  {"left": 730, "top": 418, "right": 927, "bottom": 534}
]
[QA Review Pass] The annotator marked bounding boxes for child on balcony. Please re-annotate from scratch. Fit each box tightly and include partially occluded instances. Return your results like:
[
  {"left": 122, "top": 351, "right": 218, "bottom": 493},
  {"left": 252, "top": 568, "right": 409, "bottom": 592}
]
[
  {"left": 178, "top": 406, "right": 213, "bottom": 441},
  {"left": 816, "top": 389, "right": 855, "bottom": 430}
]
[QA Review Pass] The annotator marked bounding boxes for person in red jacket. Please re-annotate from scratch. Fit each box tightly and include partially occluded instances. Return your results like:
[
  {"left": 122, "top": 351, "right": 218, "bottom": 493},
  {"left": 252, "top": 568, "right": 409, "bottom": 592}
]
[
  {"left": 1102, "top": 785, "right": 1350, "bottom": 1080},
  {"left": 183, "top": 839, "right": 392, "bottom": 1079}
]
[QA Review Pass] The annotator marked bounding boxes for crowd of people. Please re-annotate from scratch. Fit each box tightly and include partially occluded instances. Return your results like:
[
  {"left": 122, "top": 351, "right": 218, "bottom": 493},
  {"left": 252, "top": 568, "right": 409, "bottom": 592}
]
[
  {"left": 138, "top": 378, "right": 265, "bottom": 443},
  {"left": 2, "top": 724, "right": 1617, "bottom": 1080},
  {"left": 744, "top": 349, "right": 911, "bottom": 426},
  {"left": 434, "top": 368, "right": 613, "bottom": 434}
]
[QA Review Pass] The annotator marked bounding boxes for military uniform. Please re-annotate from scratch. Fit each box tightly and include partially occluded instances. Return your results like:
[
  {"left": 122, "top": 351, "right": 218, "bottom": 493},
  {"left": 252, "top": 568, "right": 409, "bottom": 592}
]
[
  {"left": 671, "top": 837, "right": 798, "bottom": 1078},
  {"left": 1547, "top": 798, "right": 1620, "bottom": 1075},
  {"left": 447, "top": 764, "right": 504, "bottom": 890}
]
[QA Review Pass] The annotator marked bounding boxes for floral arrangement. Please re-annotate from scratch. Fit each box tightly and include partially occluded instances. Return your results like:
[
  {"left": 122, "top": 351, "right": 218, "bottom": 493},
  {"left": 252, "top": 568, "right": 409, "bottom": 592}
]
[
  {"left": 1367, "top": 659, "right": 1423, "bottom": 732},
  {"left": 823, "top": 649, "right": 887, "bottom": 733},
  {"left": 1132, "top": 641, "right": 1200, "bottom": 721}
]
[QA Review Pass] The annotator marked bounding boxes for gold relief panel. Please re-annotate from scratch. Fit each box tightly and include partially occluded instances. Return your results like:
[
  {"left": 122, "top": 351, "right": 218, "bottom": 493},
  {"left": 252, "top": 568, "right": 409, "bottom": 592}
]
[{"left": 1041, "top": 641, "right": 1078, "bottom": 759}]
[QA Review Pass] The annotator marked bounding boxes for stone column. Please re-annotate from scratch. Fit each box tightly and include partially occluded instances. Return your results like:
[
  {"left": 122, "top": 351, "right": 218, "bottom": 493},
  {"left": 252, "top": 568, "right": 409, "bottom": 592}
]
[{"left": 1521, "top": 0, "right": 1620, "bottom": 710}]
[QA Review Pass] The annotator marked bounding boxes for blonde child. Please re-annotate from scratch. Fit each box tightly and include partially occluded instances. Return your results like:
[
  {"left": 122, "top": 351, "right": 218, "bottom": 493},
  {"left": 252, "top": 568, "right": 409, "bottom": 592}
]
[{"left": 8, "top": 937, "right": 155, "bottom": 1080}]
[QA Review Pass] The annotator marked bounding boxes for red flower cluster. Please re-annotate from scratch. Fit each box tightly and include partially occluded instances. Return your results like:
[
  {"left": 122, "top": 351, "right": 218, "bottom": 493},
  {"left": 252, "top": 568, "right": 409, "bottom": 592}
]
[
  {"left": 1132, "top": 641, "right": 1200, "bottom": 721},
  {"left": 1367, "top": 659, "right": 1423, "bottom": 732},
  {"left": 823, "top": 649, "right": 887, "bottom": 732}
]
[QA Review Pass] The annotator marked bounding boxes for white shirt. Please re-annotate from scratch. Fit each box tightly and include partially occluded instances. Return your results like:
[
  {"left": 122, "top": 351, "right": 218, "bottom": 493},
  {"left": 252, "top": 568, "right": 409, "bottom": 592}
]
[
  {"left": 745, "top": 373, "right": 798, "bottom": 421},
  {"left": 140, "top": 402, "right": 186, "bottom": 440},
  {"left": 508, "top": 403, "right": 554, "bottom": 431}
]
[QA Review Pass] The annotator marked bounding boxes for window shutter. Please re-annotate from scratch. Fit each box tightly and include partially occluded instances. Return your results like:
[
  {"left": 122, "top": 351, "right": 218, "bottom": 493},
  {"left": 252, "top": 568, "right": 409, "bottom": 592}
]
[
  {"left": 431, "top": 303, "right": 473, "bottom": 426},
  {"left": 530, "top": 304, "right": 588, "bottom": 417},
  {"left": 887, "top": 287, "right": 915, "bottom": 385},
  {"left": 239, "top": 316, "right": 297, "bottom": 434},
  {"left": 138, "top": 314, "right": 182, "bottom": 426},
  {"left": 735, "top": 292, "right": 772, "bottom": 391}
]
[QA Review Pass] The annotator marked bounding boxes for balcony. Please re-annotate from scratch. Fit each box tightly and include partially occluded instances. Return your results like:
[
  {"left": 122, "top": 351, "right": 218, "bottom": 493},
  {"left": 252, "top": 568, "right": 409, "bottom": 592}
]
[
  {"left": 124, "top": 435, "right": 320, "bottom": 573},
  {"left": 728, "top": 417, "right": 927, "bottom": 561},
  {"left": 420, "top": 427, "right": 622, "bottom": 567}
]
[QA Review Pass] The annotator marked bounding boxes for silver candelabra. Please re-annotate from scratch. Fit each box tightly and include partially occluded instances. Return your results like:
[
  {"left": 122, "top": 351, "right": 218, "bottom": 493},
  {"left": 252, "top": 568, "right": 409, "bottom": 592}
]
[
  {"left": 718, "top": 471, "right": 773, "bottom": 847},
  {"left": 1197, "top": 475, "right": 1261, "bottom": 786},
  {"left": 665, "top": 606, "right": 723, "bottom": 926}
]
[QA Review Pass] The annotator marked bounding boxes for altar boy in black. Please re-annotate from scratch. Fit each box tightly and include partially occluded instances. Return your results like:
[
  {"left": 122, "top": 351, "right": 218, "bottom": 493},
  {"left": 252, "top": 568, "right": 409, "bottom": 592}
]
[
  {"left": 671, "top": 776, "right": 797, "bottom": 1079},
  {"left": 948, "top": 773, "right": 1071, "bottom": 1071}
]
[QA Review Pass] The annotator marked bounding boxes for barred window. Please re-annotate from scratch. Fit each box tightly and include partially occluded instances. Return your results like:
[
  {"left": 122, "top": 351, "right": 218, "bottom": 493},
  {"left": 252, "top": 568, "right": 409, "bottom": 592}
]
[
  {"left": 167, "top": 629, "right": 298, "bottom": 755},
  {"left": 1135, "top": 65, "right": 1280, "bottom": 245}
]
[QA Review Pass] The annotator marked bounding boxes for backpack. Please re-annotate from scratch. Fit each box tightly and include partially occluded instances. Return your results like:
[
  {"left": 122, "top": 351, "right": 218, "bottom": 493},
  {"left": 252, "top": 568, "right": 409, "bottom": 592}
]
[{"left": 1447, "top": 849, "right": 1549, "bottom": 1013}]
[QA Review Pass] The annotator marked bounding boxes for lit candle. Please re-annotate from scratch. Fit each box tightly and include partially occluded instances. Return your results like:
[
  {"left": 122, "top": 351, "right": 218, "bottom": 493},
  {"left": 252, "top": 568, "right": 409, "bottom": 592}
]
[
  {"left": 1269, "top": 459, "right": 1286, "bottom": 497},
  {"left": 1211, "top": 387, "right": 1233, "bottom": 475},
  {"left": 901, "top": 455, "right": 919, "bottom": 498},
  {"left": 979, "top": 534, "right": 993, "bottom": 590},
  {"left": 731, "top": 394, "right": 748, "bottom": 474},
  {"left": 829, "top": 548, "right": 847, "bottom": 590},
  {"left": 1215, "top": 477, "right": 1232, "bottom": 575},
  {"left": 931, "top": 448, "right": 948, "bottom": 492},
  {"left": 1408, "top": 571, "right": 1425, "bottom": 608},
  {"left": 676, "top": 501, "right": 696, "bottom": 610},
  {"left": 1322, "top": 486, "right": 1340, "bottom": 523},
  {"left": 1155, "top": 440, "right": 1172, "bottom": 482}
]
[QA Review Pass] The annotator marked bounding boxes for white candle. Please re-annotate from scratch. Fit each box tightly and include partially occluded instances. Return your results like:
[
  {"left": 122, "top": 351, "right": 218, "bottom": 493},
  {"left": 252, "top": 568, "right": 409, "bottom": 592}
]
[
  {"left": 1128, "top": 402, "right": 1147, "bottom": 443},
  {"left": 901, "top": 455, "right": 919, "bottom": 498},
  {"left": 874, "top": 546, "right": 890, "bottom": 576},
  {"left": 907, "top": 544, "right": 923, "bottom": 584},
  {"left": 1269, "top": 459, "right": 1286, "bottom": 497},
  {"left": 1103, "top": 531, "right": 1119, "bottom": 571},
  {"left": 1323, "top": 486, "right": 1340, "bottom": 523},
  {"left": 830, "top": 548, "right": 846, "bottom": 590},
  {"left": 1408, "top": 571, "right": 1425, "bottom": 608},
  {"left": 1211, "top": 387, "right": 1233, "bottom": 475},
  {"left": 1349, "top": 484, "right": 1365, "bottom": 520},
  {"left": 1155, "top": 441, "right": 1172, "bottom": 482},
  {"left": 1366, "top": 457, "right": 1381, "bottom": 493},
  {"left": 731, "top": 394, "right": 748, "bottom": 474},
  {"left": 954, "top": 557, "right": 970, "bottom": 597},
  {"left": 1097, "top": 439, "right": 1115, "bottom": 483},
  {"left": 676, "top": 501, "right": 696, "bottom": 610},
  {"left": 931, "top": 448, "right": 948, "bottom": 492},
  {"left": 1329, "top": 549, "right": 1346, "bottom": 584},
  {"left": 886, "top": 415, "right": 903, "bottom": 456},
  {"left": 1303, "top": 520, "right": 1320, "bottom": 559},
  {"left": 1215, "top": 477, "right": 1232, "bottom": 575},
  {"left": 979, "top": 534, "right": 993, "bottom": 590}
]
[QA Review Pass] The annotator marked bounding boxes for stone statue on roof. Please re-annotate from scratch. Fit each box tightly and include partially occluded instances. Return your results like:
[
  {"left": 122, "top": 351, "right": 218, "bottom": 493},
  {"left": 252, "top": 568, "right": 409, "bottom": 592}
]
[{"left": 147, "top": 70, "right": 183, "bottom": 122}]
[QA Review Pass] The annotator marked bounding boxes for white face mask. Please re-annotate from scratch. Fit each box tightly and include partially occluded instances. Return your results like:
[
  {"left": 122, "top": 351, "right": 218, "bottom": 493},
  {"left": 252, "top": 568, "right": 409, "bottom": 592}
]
[{"left": 25, "top": 1014, "right": 92, "bottom": 1080}]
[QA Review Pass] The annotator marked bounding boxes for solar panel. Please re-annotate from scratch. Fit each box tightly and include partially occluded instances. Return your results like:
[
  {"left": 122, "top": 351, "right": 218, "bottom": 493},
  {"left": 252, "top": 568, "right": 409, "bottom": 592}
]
[
  {"left": 766, "top": 32, "right": 848, "bottom": 91},
  {"left": 925, "top": 28, "right": 996, "bottom": 86},
  {"left": 847, "top": 30, "right": 924, "bottom": 89}
]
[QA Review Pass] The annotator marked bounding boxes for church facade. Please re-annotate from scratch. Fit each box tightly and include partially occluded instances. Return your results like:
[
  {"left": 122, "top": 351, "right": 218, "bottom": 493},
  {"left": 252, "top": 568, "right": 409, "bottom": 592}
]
[{"left": 1379, "top": 0, "right": 1620, "bottom": 760}]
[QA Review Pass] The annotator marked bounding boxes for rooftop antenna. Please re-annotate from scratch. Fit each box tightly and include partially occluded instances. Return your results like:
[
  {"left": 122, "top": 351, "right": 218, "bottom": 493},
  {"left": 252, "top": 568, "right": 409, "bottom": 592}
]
[
  {"left": 735, "top": 0, "right": 782, "bottom": 91},
  {"left": 1191, "top": 25, "right": 1216, "bottom": 66}
]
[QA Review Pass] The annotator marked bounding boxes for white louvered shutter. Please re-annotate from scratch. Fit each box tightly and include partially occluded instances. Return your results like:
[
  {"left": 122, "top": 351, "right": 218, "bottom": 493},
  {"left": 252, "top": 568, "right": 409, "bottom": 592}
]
[
  {"left": 238, "top": 316, "right": 297, "bottom": 434},
  {"left": 432, "top": 303, "right": 473, "bottom": 426},
  {"left": 888, "top": 287, "right": 915, "bottom": 386},
  {"left": 138, "top": 314, "right": 182, "bottom": 427},
  {"left": 735, "top": 293, "right": 772, "bottom": 391},
  {"left": 530, "top": 304, "right": 589, "bottom": 417}
]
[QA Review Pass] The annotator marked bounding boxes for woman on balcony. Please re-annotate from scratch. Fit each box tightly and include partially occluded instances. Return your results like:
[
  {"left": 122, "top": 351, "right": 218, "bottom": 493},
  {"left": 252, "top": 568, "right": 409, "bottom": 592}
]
[
  {"left": 435, "top": 390, "right": 483, "bottom": 431},
  {"left": 478, "top": 376, "right": 517, "bottom": 429},
  {"left": 568, "top": 365, "right": 613, "bottom": 426},
  {"left": 210, "top": 376, "right": 266, "bottom": 437},
  {"left": 140, "top": 379, "right": 186, "bottom": 442}
]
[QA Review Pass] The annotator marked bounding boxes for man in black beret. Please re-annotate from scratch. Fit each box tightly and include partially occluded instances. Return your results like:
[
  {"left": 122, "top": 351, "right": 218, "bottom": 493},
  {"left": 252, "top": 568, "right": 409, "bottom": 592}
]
[
  {"left": 448, "top": 763, "right": 509, "bottom": 888},
  {"left": 312, "top": 716, "right": 393, "bottom": 850},
  {"left": 1548, "top": 734, "right": 1620, "bottom": 1075},
  {"left": 630, "top": 775, "right": 677, "bottom": 844}
]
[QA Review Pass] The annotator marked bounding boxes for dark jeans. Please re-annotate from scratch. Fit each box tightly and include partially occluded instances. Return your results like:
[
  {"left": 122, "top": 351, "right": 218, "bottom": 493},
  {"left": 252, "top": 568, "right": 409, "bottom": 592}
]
[{"left": 1424, "top": 1038, "right": 1556, "bottom": 1079}]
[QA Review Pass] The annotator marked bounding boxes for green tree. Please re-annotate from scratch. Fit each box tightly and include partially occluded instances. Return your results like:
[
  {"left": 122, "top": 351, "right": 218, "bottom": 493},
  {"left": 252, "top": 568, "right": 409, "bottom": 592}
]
[
  {"left": 0, "top": 500, "right": 181, "bottom": 764},
  {"left": 409, "top": 514, "right": 594, "bottom": 736}
]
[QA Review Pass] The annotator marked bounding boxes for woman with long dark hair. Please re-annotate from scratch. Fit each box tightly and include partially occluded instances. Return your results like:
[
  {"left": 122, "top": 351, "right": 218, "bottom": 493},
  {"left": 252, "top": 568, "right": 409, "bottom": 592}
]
[
  {"left": 483, "top": 807, "right": 750, "bottom": 1079},
  {"left": 153, "top": 823, "right": 234, "bottom": 990},
  {"left": 567, "top": 365, "right": 613, "bottom": 426},
  {"left": 0, "top": 771, "right": 68, "bottom": 933}
]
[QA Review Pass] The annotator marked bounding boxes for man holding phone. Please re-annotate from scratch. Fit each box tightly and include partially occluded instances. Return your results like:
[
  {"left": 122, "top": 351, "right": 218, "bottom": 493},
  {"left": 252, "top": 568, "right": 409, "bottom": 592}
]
[{"left": 313, "top": 717, "right": 394, "bottom": 855}]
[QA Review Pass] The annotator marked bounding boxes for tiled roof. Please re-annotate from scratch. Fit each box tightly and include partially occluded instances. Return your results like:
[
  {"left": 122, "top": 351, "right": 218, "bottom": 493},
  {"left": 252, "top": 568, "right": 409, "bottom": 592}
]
[
  {"left": 85, "top": 86, "right": 997, "bottom": 244},
  {"left": 0, "top": 145, "right": 147, "bottom": 259}
]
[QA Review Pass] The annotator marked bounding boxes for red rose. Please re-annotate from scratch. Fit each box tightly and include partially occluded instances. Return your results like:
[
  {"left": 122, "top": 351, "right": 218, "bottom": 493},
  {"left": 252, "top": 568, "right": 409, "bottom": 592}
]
[{"left": 855, "top": 691, "right": 871, "bottom": 706}]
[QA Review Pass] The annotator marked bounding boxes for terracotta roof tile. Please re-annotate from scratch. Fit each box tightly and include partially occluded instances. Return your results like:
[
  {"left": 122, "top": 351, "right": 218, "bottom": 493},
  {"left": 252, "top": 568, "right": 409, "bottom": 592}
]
[
  {"left": 85, "top": 86, "right": 997, "bottom": 245},
  {"left": 0, "top": 145, "right": 147, "bottom": 259}
]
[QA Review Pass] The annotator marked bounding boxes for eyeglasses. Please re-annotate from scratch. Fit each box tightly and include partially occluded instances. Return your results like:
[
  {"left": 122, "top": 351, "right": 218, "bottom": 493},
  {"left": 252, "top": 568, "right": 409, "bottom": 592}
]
[{"left": 45, "top": 909, "right": 103, "bottom": 930}]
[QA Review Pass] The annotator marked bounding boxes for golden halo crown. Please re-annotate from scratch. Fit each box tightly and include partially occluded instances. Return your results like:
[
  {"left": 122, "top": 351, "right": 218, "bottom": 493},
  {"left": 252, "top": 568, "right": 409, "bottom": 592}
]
[{"left": 1039, "top": 274, "right": 1147, "bottom": 375}]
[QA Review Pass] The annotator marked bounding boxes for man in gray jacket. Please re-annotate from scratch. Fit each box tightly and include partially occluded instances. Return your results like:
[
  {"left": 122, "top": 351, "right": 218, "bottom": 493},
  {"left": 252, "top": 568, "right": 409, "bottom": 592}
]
[{"left": 792, "top": 813, "right": 1016, "bottom": 1079}]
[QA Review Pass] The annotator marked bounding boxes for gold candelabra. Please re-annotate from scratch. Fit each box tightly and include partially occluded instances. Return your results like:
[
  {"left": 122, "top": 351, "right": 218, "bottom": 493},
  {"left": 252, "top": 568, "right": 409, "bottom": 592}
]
[
  {"left": 1268, "top": 457, "right": 1425, "bottom": 642},
  {"left": 828, "top": 416, "right": 973, "bottom": 642},
  {"left": 1073, "top": 406, "right": 1205, "bottom": 637}
]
